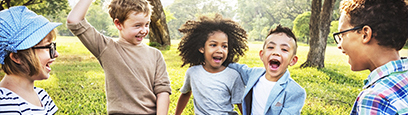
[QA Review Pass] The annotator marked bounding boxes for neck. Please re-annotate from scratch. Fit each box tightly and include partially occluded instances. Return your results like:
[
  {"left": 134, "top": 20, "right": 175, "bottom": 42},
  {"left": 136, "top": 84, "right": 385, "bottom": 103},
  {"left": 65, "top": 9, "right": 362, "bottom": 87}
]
[
  {"left": 366, "top": 47, "right": 400, "bottom": 72},
  {"left": 0, "top": 74, "right": 35, "bottom": 92}
]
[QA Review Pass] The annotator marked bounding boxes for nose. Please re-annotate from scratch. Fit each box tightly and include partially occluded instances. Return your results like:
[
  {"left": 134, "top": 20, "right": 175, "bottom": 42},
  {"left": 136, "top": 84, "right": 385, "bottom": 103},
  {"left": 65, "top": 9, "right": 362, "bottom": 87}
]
[
  {"left": 54, "top": 50, "right": 59, "bottom": 58},
  {"left": 141, "top": 26, "right": 149, "bottom": 34},
  {"left": 272, "top": 52, "right": 280, "bottom": 56},
  {"left": 337, "top": 41, "right": 342, "bottom": 50}
]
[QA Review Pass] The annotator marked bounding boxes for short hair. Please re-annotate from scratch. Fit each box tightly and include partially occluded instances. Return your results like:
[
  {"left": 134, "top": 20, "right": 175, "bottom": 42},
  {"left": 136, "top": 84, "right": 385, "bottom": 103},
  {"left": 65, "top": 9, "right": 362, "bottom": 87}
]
[
  {"left": 263, "top": 25, "right": 298, "bottom": 55},
  {"left": 108, "top": 0, "right": 153, "bottom": 24},
  {"left": 178, "top": 14, "right": 248, "bottom": 67},
  {"left": 1, "top": 29, "right": 57, "bottom": 76},
  {"left": 340, "top": 0, "right": 408, "bottom": 50}
]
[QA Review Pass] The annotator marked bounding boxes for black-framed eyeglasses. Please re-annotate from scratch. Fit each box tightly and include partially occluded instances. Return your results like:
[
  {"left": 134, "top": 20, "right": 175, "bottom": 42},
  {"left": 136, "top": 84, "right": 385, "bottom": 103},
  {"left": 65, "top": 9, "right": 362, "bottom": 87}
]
[
  {"left": 333, "top": 26, "right": 364, "bottom": 44},
  {"left": 32, "top": 42, "right": 57, "bottom": 59}
]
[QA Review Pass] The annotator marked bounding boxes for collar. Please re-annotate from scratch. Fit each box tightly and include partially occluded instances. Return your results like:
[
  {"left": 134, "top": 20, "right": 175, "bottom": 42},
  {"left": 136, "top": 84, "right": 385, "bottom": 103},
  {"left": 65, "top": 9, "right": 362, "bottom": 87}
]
[{"left": 363, "top": 59, "right": 408, "bottom": 89}]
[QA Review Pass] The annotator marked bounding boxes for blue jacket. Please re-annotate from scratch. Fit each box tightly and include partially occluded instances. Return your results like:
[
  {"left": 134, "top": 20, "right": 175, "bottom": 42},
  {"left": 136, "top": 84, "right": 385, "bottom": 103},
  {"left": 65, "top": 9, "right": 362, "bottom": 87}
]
[{"left": 229, "top": 63, "right": 306, "bottom": 115}]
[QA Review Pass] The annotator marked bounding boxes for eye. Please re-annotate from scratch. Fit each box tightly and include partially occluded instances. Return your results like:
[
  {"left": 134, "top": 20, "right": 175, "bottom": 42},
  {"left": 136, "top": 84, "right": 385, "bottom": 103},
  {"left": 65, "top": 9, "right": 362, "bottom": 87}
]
[
  {"left": 267, "top": 46, "right": 274, "bottom": 49},
  {"left": 222, "top": 45, "right": 228, "bottom": 48},
  {"left": 282, "top": 48, "right": 288, "bottom": 52},
  {"left": 210, "top": 44, "right": 216, "bottom": 47}
]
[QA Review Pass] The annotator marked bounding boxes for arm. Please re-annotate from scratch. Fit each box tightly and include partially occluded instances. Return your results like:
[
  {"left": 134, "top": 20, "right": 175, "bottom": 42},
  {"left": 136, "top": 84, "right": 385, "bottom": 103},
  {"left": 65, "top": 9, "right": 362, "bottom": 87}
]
[
  {"left": 156, "top": 92, "right": 170, "bottom": 115},
  {"left": 280, "top": 87, "right": 306, "bottom": 115},
  {"left": 175, "top": 92, "right": 192, "bottom": 115},
  {"left": 67, "top": 0, "right": 92, "bottom": 24},
  {"left": 228, "top": 63, "right": 251, "bottom": 85}
]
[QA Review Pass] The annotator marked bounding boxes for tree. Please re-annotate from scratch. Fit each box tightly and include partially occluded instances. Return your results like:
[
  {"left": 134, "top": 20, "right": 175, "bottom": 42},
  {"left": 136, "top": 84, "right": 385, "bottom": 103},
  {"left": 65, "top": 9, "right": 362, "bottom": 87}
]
[
  {"left": 293, "top": 11, "right": 311, "bottom": 44},
  {"left": 301, "top": 0, "right": 336, "bottom": 68},
  {"left": 165, "top": 0, "right": 236, "bottom": 40},
  {"left": 0, "top": 0, "right": 69, "bottom": 18},
  {"left": 148, "top": 0, "right": 171, "bottom": 49}
]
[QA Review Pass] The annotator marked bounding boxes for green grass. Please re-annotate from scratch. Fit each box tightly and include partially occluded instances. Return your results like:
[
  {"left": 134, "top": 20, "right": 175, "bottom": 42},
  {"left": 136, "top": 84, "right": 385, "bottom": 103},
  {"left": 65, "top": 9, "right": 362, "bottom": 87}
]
[{"left": 2, "top": 36, "right": 408, "bottom": 114}]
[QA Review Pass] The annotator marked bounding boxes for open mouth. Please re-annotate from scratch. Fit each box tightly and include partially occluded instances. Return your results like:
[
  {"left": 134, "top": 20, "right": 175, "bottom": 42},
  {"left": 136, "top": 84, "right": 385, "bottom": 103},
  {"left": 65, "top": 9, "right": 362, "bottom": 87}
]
[
  {"left": 269, "top": 59, "right": 281, "bottom": 69},
  {"left": 213, "top": 56, "right": 223, "bottom": 63}
]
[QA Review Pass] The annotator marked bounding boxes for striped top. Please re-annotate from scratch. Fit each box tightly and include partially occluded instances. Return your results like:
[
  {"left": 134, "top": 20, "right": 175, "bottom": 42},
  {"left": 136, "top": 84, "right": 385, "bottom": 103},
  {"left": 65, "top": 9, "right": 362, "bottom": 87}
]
[
  {"left": 350, "top": 59, "right": 408, "bottom": 115},
  {"left": 0, "top": 87, "right": 58, "bottom": 115}
]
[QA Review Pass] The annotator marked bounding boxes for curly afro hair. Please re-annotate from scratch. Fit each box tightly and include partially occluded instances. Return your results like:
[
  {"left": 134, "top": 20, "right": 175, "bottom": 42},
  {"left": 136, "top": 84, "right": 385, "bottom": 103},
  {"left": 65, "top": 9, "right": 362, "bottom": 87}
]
[
  {"left": 340, "top": 0, "right": 408, "bottom": 50},
  {"left": 178, "top": 14, "right": 248, "bottom": 67}
]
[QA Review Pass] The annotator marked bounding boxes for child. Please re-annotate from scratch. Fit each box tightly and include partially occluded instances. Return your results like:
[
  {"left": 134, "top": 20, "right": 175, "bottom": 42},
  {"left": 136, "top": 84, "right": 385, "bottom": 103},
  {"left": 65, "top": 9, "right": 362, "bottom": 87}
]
[
  {"left": 336, "top": 0, "right": 408, "bottom": 114},
  {"left": 0, "top": 6, "right": 61, "bottom": 114},
  {"left": 175, "top": 14, "right": 248, "bottom": 115},
  {"left": 228, "top": 25, "right": 306, "bottom": 115},
  {"left": 66, "top": 0, "right": 171, "bottom": 114}
]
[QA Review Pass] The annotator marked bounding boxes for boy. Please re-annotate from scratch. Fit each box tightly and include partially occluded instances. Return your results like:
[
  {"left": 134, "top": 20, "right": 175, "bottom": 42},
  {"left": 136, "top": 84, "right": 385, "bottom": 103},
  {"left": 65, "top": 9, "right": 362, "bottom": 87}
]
[
  {"left": 229, "top": 25, "right": 306, "bottom": 115},
  {"left": 66, "top": 0, "right": 171, "bottom": 114},
  {"left": 336, "top": 0, "right": 408, "bottom": 114}
]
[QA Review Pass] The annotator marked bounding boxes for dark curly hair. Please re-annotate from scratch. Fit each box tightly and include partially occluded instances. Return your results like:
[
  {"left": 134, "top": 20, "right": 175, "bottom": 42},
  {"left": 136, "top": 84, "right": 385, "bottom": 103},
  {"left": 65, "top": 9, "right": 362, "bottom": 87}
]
[
  {"left": 178, "top": 14, "right": 248, "bottom": 67},
  {"left": 340, "top": 0, "right": 408, "bottom": 50}
]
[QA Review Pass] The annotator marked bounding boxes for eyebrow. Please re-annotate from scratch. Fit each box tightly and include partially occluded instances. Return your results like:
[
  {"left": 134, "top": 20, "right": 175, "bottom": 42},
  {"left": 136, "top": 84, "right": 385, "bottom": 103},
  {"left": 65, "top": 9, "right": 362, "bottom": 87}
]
[
  {"left": 209, "top": 40, "right": 228, "bottom": 44},
  {"left": 267, "top": 41, "right": 291, "bottom": 48}
]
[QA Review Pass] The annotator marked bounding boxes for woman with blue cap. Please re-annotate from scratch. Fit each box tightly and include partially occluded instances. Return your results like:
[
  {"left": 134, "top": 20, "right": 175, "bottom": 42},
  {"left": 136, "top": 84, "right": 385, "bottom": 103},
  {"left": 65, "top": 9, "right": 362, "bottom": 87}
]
[{"left": 0, "top": 6, "right": 61, "bottom": 114}]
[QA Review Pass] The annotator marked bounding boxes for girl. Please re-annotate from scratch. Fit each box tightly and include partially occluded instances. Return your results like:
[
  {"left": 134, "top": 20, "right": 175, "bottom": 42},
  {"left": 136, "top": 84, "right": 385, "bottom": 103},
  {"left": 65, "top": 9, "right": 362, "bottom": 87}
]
[
  {"left": 0, "top": 6, "right": 61, "bottom": 114},
  {"left": 175, "top": 14, "right": 248, "bottom": 115}
]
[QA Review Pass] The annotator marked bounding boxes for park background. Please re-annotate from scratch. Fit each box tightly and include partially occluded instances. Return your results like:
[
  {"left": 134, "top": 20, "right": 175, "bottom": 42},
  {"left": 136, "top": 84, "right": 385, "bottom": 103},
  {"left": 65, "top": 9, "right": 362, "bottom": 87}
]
[{"left": 2, "top": 0, "right": 408, "bottom": 114}]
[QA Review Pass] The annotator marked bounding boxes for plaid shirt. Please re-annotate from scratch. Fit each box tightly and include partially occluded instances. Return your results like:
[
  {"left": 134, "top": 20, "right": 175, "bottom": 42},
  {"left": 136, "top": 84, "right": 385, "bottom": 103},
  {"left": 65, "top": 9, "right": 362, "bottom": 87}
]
[{"left": 351, "top": 59, "right": 408, "bottom": 115}]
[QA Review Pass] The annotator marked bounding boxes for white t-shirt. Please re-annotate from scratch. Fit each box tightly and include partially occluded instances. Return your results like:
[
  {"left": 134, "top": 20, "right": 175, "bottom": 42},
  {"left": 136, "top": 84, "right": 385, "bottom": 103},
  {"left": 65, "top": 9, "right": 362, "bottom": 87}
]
[
  {"left": 180, "top": 65, "right": 245, "bottom": 115},
  {"left": 251, "top": 75, "right": 276, "bottom": 115},
  {"left": 0, "top": 87, "right": 58, "bottom": 114}
]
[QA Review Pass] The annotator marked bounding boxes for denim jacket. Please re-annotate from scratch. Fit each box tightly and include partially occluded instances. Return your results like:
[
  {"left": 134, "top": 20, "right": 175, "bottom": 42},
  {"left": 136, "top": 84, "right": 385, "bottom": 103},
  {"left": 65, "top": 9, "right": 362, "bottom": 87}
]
[{"left": 229, "top": 63, "right": 306, "bottom": 115}]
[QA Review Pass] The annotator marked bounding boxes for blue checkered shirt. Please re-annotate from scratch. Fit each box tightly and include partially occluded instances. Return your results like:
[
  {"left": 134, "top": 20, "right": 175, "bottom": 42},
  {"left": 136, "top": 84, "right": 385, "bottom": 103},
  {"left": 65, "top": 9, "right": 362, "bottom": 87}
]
[{"left": 350, "top": 59, "right": 408, "bottom": 115}]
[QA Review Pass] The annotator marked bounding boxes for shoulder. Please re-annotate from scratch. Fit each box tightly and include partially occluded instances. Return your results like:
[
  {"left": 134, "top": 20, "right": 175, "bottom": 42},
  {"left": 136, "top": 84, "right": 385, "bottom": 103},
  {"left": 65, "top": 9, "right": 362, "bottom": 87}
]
[
  {"left": 187, "top": 65, "right": 203, "bottom": 72},
  {"left": 285, "top": 78, "right": 306, "bottom": 94}
]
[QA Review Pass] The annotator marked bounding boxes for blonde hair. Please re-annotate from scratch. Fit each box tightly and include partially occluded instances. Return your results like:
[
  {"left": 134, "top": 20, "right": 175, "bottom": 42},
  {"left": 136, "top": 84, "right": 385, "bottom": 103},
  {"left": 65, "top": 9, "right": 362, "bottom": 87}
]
[
  {"left": 1, "top": 29, "right": 57, "bottom": 76},
  {"left": 108, "top": 0, "right": 153, "bottom": 24}
]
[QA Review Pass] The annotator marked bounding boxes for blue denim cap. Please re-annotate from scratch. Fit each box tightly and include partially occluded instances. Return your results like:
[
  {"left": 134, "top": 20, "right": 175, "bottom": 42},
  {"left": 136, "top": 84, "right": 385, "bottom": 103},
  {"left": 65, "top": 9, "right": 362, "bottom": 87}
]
[{"left": 0, "top": 6, "right": 61, "bottom": 64}]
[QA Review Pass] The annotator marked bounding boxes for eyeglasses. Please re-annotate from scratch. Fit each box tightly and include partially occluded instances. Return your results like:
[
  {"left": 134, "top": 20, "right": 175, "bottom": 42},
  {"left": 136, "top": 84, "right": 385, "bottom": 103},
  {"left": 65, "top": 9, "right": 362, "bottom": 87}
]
[
  {"left": 32, "top": 42, "right": 57, "bottom": 59},
  {"left": 333, "top": 26, "right": 364, "bottom": 44}
]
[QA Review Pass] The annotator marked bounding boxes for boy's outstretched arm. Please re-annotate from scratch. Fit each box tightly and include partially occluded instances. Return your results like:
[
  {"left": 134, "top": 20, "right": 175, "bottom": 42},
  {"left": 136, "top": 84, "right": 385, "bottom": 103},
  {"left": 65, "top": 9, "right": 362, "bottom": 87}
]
[
  {"left": 156, "top": 92, "right": 170, "bottom": 115},
  {"left": 175, "top": 91, "right": 192, "bottom": 115},
  {"left": 67, "top": 0, "right": 92, "bottom": 24}
]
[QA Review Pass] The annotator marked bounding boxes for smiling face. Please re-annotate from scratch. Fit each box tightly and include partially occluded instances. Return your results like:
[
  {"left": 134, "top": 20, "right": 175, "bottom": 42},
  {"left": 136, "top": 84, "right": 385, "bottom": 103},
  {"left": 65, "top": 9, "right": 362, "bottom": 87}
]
[
  {"left": 199, "top": 31, "right": 228, "bottom": 73},
  {"left": 31, "top": 35, "right": 59, "bottom": 80},
  {"left": 115, "top": 12, "right": 150, "bottom": 45},
  {"left": 260, "top": 33, "right": 298, "bottom": 81},
  {"left": 337, "top": 14, "right": 368, "bottom": 71}
]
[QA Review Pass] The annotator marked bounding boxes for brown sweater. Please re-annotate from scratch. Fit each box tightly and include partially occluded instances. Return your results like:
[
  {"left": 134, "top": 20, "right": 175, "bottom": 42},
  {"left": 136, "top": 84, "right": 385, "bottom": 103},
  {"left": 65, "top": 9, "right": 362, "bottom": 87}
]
[{"left": 67, "top": 19, "right": 171, "bottom": 114}]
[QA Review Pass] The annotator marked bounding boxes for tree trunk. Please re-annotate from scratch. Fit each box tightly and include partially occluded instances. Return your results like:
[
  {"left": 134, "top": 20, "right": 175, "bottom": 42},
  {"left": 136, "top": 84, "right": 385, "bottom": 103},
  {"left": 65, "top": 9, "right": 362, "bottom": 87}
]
[
  {"left": 147, "top": 0, "right": 171, "bottom": 50},
  {"left": 301, "top": 0, "right": 335, "bottom": 68}
]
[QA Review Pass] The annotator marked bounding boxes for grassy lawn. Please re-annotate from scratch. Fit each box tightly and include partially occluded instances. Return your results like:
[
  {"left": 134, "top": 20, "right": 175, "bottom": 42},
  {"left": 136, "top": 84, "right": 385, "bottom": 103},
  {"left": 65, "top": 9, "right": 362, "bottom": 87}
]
[{"left": 2, "top": 36, "right": 408, "bottom": 114}]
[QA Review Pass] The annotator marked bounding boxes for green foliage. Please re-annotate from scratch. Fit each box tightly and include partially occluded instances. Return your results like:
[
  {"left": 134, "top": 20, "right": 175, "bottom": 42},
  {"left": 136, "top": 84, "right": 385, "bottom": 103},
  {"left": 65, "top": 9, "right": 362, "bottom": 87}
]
[
  {"left": 328, "top": 21, "right": 339, "bottom": 45},
  {"left": 86, "top": 2, "right": 117, "bottom": 37},
  {"left": 293, "top": 11, "right": 311, "bottom": 44},
  {"left": 1, "top": 0, "right": 70, "bottom": 19},
  {"left": 165, "top": 0, "right": 236, "bottom": 40}
]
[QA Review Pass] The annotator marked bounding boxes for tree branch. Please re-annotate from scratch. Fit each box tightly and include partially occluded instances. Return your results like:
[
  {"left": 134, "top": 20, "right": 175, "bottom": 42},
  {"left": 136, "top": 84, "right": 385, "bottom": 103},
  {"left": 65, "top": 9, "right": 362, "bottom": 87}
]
[{"left": 23, "top": 0, "right": 43, "bottom": 6}]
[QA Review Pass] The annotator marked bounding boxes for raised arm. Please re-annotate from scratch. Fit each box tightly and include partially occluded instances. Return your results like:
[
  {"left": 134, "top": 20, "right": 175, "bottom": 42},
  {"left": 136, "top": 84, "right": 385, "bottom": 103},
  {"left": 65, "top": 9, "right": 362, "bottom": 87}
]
[{"left": 67, "top": 0, "right": 93, "bottom": 24}]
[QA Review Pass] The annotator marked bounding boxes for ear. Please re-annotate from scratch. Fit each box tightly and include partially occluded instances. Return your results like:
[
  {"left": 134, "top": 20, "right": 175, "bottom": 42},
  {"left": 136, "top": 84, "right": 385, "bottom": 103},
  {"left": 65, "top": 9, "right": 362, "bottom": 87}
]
[
  {"left": 289, "top": 55, "right": 298, "bottom": 66},
  {"left": 114, "top": 19, "right": 122, "bottom": 30},
  {"left": 361, "top": 25, "right": 373, "bottom": 44},
  {"left": 9, "top": 53, "right": 21, "bottom": 64},
  {"left": 199, "top": 47, "right": 204, "bottom": 53},
  {"left": 259, "top": 50, "right": 264, "bottom": 60}
]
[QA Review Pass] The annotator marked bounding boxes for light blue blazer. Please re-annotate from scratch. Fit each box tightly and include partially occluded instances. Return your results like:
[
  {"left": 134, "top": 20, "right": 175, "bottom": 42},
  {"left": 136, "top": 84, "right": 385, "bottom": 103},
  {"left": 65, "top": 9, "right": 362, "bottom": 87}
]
[{"left": 228, "top": 63, "right": 306, "bottom": 115}]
